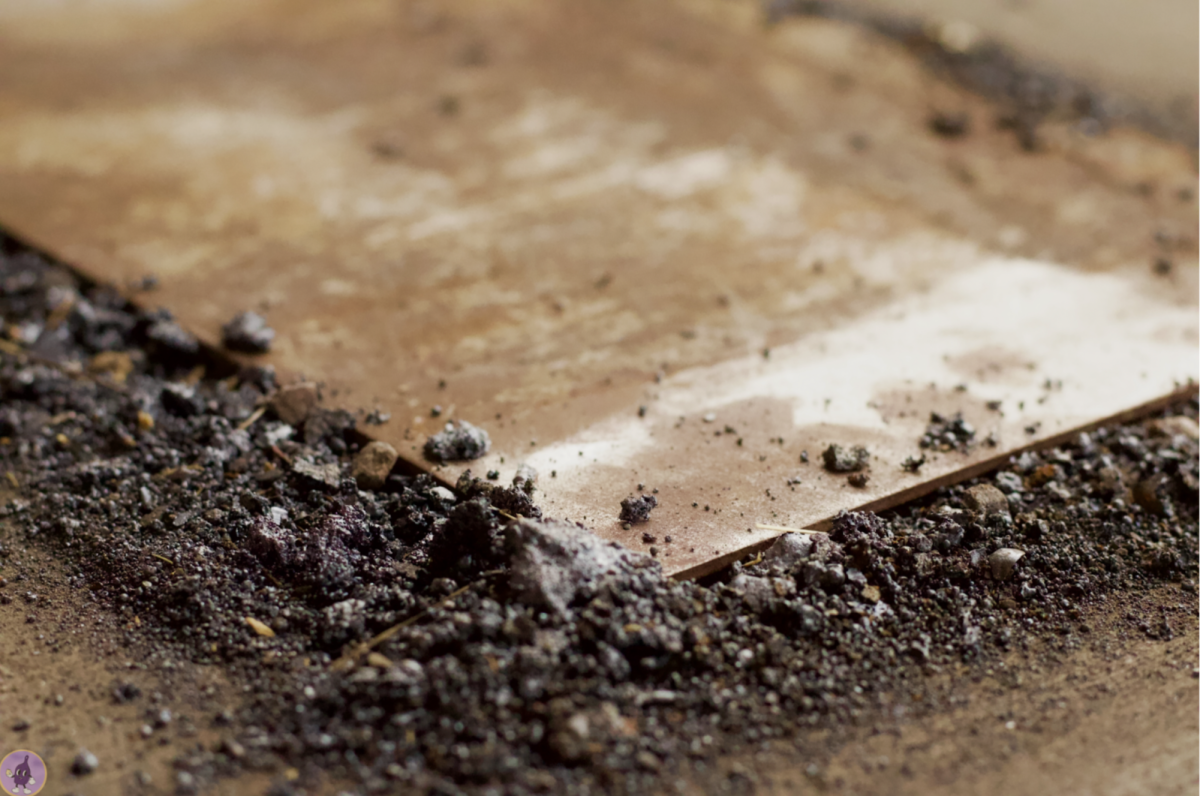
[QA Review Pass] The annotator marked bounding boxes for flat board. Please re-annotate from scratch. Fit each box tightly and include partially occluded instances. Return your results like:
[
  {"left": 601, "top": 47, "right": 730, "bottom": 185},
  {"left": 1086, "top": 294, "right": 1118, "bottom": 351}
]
[{"left": 0, "top": 0, "right": 1195, "bottom": 575}]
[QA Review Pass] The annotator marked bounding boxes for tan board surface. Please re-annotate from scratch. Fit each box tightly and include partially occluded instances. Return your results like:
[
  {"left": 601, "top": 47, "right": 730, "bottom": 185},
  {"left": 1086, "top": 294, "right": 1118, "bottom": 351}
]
[{"left": 0, "top": 0, "right": 1195, "bottom": 576}]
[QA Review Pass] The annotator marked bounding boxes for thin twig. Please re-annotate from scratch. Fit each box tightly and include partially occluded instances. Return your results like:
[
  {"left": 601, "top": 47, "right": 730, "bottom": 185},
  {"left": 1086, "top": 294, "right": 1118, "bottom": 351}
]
[
  {"left": 755, "top": 523, "right": 823, "bottom": 535},
  {"left": 270, "top": 445, "right": 293, "bottom": 466},
  {"left": 237, "top": 405, "right": 267, "bottom": 431},
  {"left": 330, "top": 569, "right": 505, "bottom": 672}
]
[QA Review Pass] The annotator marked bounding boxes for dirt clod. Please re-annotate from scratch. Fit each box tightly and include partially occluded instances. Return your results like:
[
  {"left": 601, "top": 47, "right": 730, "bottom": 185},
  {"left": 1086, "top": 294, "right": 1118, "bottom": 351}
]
[
  {"left": 220, "top": 311, "right": 274, "bottom": 353},
  {"left": 620, "top": 494, "right": 658, "bottom": 523},
  {"left": 505, "top": 517, "right": 660, "bottom": 619},
  {"left": 822, "top": 444, "right": 869, "bottom": 472},
  {"left": 423, "top": 420, "right": 491, "bottom": 462}
]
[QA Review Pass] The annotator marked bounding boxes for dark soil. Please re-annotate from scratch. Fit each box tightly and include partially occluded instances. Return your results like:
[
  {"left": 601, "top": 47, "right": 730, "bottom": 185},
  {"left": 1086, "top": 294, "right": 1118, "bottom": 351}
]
[
  {"left": 765, "top": 0, "right": 1196, "bottom": 148},
  {"left": 0, "top": 234, "right": 1195, "bottom": 795}
]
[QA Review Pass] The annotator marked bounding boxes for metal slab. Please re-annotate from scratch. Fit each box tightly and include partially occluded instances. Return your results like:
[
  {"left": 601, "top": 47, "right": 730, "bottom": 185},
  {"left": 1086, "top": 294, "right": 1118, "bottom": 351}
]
[{"left": 0, "top": 0, "right": 1195, "bottom": 576}]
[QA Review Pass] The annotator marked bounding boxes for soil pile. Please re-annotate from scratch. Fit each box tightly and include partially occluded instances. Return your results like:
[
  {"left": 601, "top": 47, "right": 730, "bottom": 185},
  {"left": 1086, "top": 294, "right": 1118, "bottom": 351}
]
[{"left": 0, "top": 235, "right": 1195, "bottom": 794}]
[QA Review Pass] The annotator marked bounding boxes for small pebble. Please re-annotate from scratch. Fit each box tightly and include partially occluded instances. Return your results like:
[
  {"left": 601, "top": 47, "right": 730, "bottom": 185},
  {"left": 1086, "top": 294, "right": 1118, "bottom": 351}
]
[
  {"left": 351, "top": 440, "right": 400, "bottom": 490},
  {"left": 72, "top": 748, "right": 99, "bottom": 776}
]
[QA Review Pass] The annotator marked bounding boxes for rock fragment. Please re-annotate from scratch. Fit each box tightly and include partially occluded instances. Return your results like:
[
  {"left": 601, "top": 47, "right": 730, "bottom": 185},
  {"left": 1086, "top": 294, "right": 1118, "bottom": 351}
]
[
  {"left": 513, "top": 462, "right": 538, "bottom": 491},
  {"left": 1148, "top": 415, "right": 1199, "bottom": 440},
  {"left": 351, "top": 441, "right": 399, "bottom": 490},
  {"left": 112, "top": 682, "right": 141, "bottom": 703},
  {"left": 547, "top": 701, "right": 628, "bottom": 763},
  {"left": 270, "top": 382, "right": 318, "bottom": 425},
  {"left": 292, "top": 458, "right": 342, "bottom": 489},
  {"left": 245, "top": 616, "right": 276, "bottom": 637},
  {"left": 429, "top": 486, "right": 457, "bottom": 503},
  {"left": 1132, "top": 475, "right": 1167, "bottom": 516},
  {"left": 759, "top": 532, "right": 815, "bottom": 573},
  {"left": 963, "top": 484, "right": 1010, "bottom": 517},
  {"left": 364, "top": 409, "right": 391, "bottom": 425},
  {"left": 504, "top": 518, "right": 661, "bottom": 618},
  {"left": 548, "top": 710, "right": 592, "bottom": 762},
  {"left": 989, "top": 548, "right": 1025, "bottom": 580},
  {"left": 994, "top": 471, "right": 1023, "bottom": 493}
]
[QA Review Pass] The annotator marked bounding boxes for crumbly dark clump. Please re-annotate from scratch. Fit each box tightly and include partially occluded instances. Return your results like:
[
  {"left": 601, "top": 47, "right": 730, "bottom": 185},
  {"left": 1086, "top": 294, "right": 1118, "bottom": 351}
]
[
  {"left": 143, "top": 309, "right": 200, "bottom": 357},
  {"left": 221, "top": 311, "right": 275, "bottom": 353},
  {"left": 822, "top": 443, "right": 870, "bottom": 473},
  {"left": 619, "top": 494, "right": 658, "bottom": 523},
  {"left": 0, "top": 236, "right": 1195, "bottom": 795},
  {"left": 423, "top": 420, "right": 491, "bottom": 462},
  {"left": 456, "top": 469, "right": 542, "bottom": 521}
]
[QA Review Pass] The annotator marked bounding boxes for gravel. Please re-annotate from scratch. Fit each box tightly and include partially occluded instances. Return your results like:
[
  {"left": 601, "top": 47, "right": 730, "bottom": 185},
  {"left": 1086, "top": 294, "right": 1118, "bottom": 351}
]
[
  {"left": 0, "top": 236, "right": 1195, "bottom": 794},
  {"left": 920, "top": 411, "right": 977, "bottom": 452}
]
